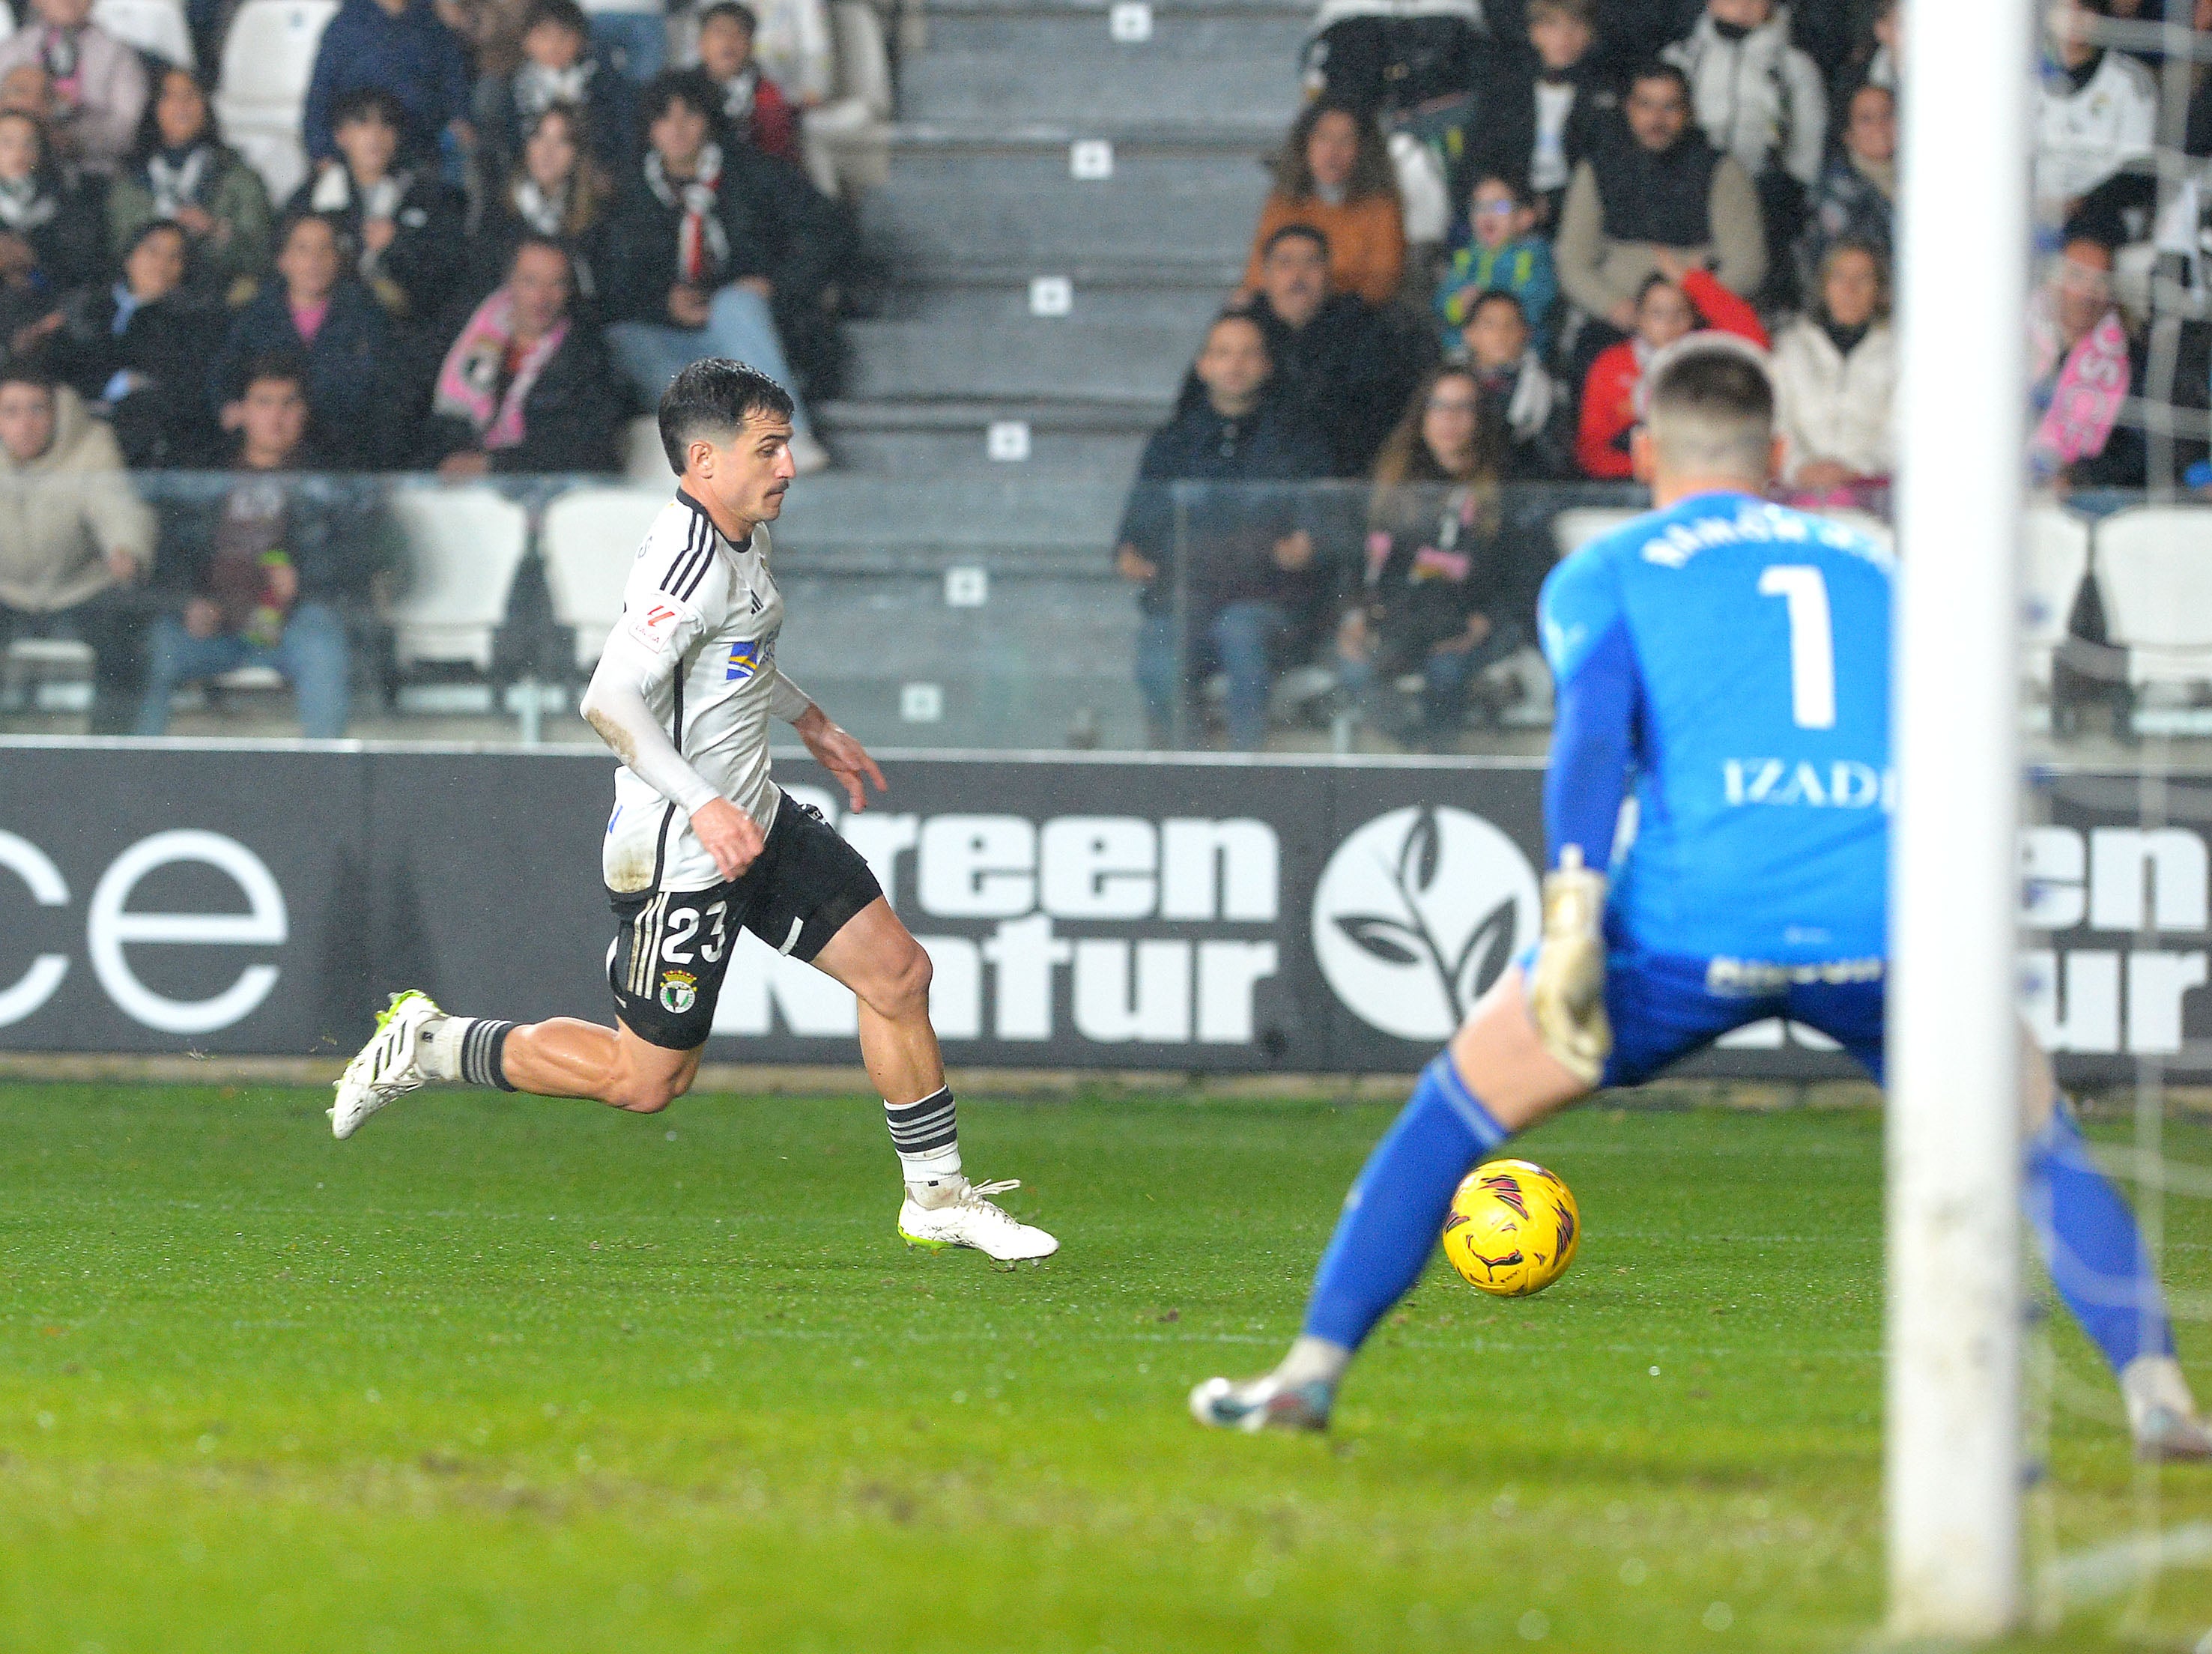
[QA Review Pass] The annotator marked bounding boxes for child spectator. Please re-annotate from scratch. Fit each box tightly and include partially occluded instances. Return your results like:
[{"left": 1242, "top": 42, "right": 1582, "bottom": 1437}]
[
  {"left": 1115, "top": 312, "right": 1331, "bottom": 750},
  {"left": 1770, "top": 240, "right": 1895, "bottom": 494},
  {"left": 1554, "top": 61, "right": 1766, "bottom": 344},
  {"left": 694, "top": 1, "right": 799, "bottom": 163},
  {"left": 476, "top": 0, "right": 635, "bottom": 180},
  {"left": 1339, "top": 364, "right": 1541, "bottom": 749},
  {"left": 476, "top": 103, "right": 614, "bottom": 303},
  {"left": 0, "top": 0, "right": 148, "bottom": 176},
  {"left": 137, "top": 357, "right": 373, "bottom": 739},
  {"left": 0, "top": 366, "right": 155, "bottom": 732},
  {"left": 745, "top": 0, "right": 834, "bottom": 110},
  {"left": 109, "top": 69, "right": 276, "bottom": 310},
  {"left": 1798, "top": 80, "right": 1893, "bottom": 292},
  {"left": 51, "top": 219, "right": 225, "bottom": 468},
  {"left": 2030, "top": 237, "right": 2143, "bottom": 489},
  {"left": 599, "top": 70, "right": 836, "bottom": 470},
  {"left": 1478, "top": 0, "right": 1613, "bottom": 228},
  {"left": 303, "top": 0, "right": 476, "bottom": 176},
  {"left": 1435, "top": 174, "right": 1557, "bottom": 355},
  {"left": 427, "top": 238, "right": 623, "bottom": 474},
  {"left": 1458, "top": 288, "right": 1573, "bottom": 479},
  {"left": 210, "top": 214, "right": 396, "bottom": 470},
  {"left": 1663, "top": 0, "right": 1825, "bottom": 285},
  {"left": 1240, "top": 101, "right": 1405, "bottom": 309},
  {"left": 1575, "top": 254, "right": 1766, "bottom": 478},
  {"left": 0, "top": 109, "right": 103, "bottom": 366},
  {"left": 291, "top": 88, "right": 467, "bottom": 328},
  {"left": 2037, "top": 0, "right": 2156, "bottom": 240}
]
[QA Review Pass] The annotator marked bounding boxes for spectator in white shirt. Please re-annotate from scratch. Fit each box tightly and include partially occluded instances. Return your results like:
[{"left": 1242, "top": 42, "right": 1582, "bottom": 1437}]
[{"left": 2037, "top": 0, "right": 2157, "bottom": 239}]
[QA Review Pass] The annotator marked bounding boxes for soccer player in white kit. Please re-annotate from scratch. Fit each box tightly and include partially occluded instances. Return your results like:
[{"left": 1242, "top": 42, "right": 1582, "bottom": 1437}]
[{"left": 329, "top": 360, "right": 1056, "bottom": 1263}]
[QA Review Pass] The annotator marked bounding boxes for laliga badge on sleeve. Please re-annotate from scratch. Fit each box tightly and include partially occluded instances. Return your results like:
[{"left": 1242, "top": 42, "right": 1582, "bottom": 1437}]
[{"left": 627, "top": 602, "right": 685, "bottom": 655}]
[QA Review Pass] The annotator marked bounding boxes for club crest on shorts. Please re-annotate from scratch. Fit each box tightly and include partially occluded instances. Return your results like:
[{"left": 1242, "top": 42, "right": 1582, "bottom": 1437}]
[
  {"left": 658, "top": 969, "right": 698, "bottom": 1014},
  {"left": 725, "top": 640, "right": 762, "bottom": 682}
]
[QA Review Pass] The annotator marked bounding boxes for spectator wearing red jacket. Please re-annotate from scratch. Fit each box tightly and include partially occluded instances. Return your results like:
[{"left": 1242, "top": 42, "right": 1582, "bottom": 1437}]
[{"left": 1575, "top": 255, "right": 1766, "bottom": 479}]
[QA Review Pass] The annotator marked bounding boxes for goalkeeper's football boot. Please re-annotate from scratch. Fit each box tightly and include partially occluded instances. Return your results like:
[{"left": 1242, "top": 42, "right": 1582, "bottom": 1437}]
[
  {"left": 1188, "top": 1372, "right": 1333, "bottom": 1433},
  {"left": 897, "top": 1178, "right": 1058, "bottom": 1262},
  {"left": 330, "top": 990, "right": 443, "bottom": 1139},
  {"left": 2136, "top": 1405, "right": 2212, "bottom": 1463}
]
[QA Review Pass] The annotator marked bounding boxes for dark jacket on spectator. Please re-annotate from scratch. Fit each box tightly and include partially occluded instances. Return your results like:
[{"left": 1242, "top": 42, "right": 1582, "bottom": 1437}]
[
  {"left": 422, "top": 316, "right": 624, "bottom": 473},
  {"left": 303, "top": 0, "right": 474, "bottom": 163},
  {"left": 1115, "top": 393, "right": 1333, "bottom": 617},
  {"left": 1471, "top": 351, "right": 1575, "bottom": 482},
  {"left": 0, "top": 167, "right": 108, "bottom": 303},
  {"left": 1354, "top": 482, "right": 1540, "bottom": 662},
  {"left": 1476, "top": 51, "right": 1616, "bottom": 223},
  {"left": 1240, "top": 292, "right": 1435, "bottom": 479},
  {"left": 209, "top": 278, "right": 396, "bottom": 469},
  {"left": 1554, "top": 121, "right": 1769, "bottom": 318},
  {"left": 598, "top": 141, "right": 847, "bottom": 327},
  {"left": 1797, "top": 142, "right": 1893, "bottom": 285},
  {"left": 152, "top": 458, "right": 383, "bottom": 607},
  {"left": 470, "top": 190, "right": 610, "bottom": 312},
  {"left": 286, "top": 166, "right": 468, "bottom": 327},
  {"left": 49, "top": 283, "right": 226, "bottom": 468}
]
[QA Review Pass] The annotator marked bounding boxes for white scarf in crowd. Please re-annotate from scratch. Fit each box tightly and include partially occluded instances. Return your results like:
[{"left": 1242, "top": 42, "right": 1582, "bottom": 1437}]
[
  {"left": 311, "top": 165, "right": 410, "bottom": 279},
  {"left": 0, "top": 174, "right": 57, "bottom": 231},
  {"left": 514, "top": 58, "right": 597, "bottom": 124},
  {"left": 145, "top": 145, "right": 213, "bottom": 216},
  {"left": 512, "top": 176, "right": 567, "bottom": 236},
  {"left": 1501, "top": 349, "right": 1557, "bottom": 442},
  {"left": 646, "top": 142, "right": 726, "bottom": 285}
]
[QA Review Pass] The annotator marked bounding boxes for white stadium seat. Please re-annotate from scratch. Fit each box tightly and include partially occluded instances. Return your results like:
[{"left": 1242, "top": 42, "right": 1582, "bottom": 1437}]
[
  {"left": 541, "top": 487, "right": 668, "bottom": 670},
  {"left": 2088, "top": 505, "right": 2212, "bottom": 690},
  {"left": 213, "top": 0, "right": 338, "bottom": 201},
  {"left": 2020, "top": 503, "right": 2091, "bottom": 694},
  {"left": 803, "top": 0, "right": 894, "bottom": 196},
  {"left": 94, "top": 0, "right": 193, "bottom": 65},
  {"left": 382, "top": 485, "right": 532, "bottom": 671},
  {"left": 621, "top": 414, "right": 668, "bottom": 484}
]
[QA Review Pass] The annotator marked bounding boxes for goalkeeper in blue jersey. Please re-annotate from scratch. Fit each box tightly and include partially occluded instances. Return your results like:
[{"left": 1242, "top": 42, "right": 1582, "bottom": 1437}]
[{"left": 1193, "top": 336, "right": 2212, "bottom": 1461}]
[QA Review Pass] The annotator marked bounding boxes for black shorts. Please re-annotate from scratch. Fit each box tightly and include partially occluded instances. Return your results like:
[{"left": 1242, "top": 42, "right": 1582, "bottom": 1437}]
[{"left": 607, "top": 790, "right": 883, "bottom": 1049}]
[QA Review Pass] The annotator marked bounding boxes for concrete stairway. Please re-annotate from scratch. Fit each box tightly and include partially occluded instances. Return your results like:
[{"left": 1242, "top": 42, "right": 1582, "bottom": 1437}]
[{"left": 777, "top": 0, "right": 1309, "bottom": 748}]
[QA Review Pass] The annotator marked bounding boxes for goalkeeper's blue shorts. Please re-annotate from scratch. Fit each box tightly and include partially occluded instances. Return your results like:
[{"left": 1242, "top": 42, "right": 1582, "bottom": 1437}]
[{"left": 1522, "top": 941, "right": 1888, "bottom": 1088}]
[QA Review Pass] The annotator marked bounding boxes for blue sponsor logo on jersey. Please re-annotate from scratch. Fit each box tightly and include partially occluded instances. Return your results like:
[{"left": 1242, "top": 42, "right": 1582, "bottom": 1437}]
[
  {"left": 1721, "top": 759, "right": 1894, "bottom": 810},
  {"left": 726, "top": 640, "right": 762, "bottom": 682}
]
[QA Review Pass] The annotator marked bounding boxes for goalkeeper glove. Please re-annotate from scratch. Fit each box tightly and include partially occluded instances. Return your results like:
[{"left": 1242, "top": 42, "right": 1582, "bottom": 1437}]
[{"left": 1528, "top": 845, "right": 1610, "bottom": 1086}]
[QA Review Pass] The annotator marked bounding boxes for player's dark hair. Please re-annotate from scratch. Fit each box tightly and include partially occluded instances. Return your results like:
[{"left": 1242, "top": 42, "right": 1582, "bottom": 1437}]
[
  {"left": 240, "top": 351, "right": 311, "bottom": 395},
  {"left": 1464, "top": 288, "right": 1526, "bottom": 325},
  {"left": 524, "top": 0, "right": 590, "bottom": 34},
  {"left": 1626, "top": 59, "right": 1691, "bottom": 100},
  {"left": 658, "top": 357, "right": 796, "bottom": 473},
  {"left": 1261, "top": 222, "right": 1330, "bottom": 261},
  {"left": 0, "top": 361, "right": 54, "bottom": 395},
  {"left": 330, "top": 85, "right": 407, "bottom": 136},
  {"left": 699, "top": 1, "right": 759, "bottom": 32},
  {"left": 1645, "top": 338, "right": 1775, "bottom": 482},
  {"left": 640, "top": 68, "right": 722, "bottom": 133}
]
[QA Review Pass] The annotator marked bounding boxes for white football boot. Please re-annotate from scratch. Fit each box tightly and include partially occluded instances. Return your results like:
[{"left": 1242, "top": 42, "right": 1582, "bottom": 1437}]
[
  {"left": 2125, "top": 1355, "right": 2212, "bottom": 1462},
  {"left": 329, "top": 990, "right": 443, "bottom": 1139},
  {"left": 1189, "top": 1372, "right": 1333, "bottom": 1433},
  {"left": 897, "top": 1178, "right": 1058, "bottom": 1263}
]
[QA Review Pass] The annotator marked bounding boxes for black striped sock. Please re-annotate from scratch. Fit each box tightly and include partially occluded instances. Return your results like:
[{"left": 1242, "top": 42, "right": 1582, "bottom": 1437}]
[
  {"left": 460, "top": 1020, "right": 518, "bottom": 1091},
  {"left": 885, "top": 1086, "right": 960, "bottom": 1182}
]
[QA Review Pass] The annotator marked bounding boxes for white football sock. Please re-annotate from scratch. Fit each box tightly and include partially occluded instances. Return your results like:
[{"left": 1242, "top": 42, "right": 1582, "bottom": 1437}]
[
  {"left": 1276, "top": 1334, "right": 1352, "bottom": 1391},
  {"left": 2122, "top": 1353, "right": 2199, "bottom": 1435}
]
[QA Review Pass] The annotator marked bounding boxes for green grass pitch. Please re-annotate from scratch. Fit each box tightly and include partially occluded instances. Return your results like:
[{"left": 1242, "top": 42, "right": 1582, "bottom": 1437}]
[{"left": 4, "top": 1082, "right": 2212, "bottom": 1653}]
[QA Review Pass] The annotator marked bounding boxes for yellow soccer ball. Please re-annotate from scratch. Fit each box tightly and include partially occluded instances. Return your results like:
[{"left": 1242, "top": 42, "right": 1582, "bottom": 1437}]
[{"left": 1440, "top": 1159, "right": 1581, "bottom": 1297}]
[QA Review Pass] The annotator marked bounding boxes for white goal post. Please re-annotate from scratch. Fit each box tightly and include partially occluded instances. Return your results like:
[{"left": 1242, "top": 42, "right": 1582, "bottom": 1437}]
[{"left": 1885, "top": 0, "right": 2032, "bottom": 1637}]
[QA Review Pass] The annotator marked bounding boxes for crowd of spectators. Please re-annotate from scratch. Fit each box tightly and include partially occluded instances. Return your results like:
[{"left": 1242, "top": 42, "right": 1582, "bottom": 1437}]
[
  {"left": 0, "top": 0, "right": 852, "bottom": 732},
  {"left": 1117, "top": 0, "right": 2200, "bottom": 749}
]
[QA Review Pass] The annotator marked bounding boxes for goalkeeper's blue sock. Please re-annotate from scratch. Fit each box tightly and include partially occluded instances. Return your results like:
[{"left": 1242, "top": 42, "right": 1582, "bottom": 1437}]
[
  {"left": 1299, "top": 1052, "right": 1509, "bottom": 1357},
  {"left": 2026, "top": 1104, "right": 2175, "bottom": 1374}
]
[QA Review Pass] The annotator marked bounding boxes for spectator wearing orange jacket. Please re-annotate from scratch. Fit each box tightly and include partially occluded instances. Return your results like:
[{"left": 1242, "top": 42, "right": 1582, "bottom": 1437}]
[
  {"left": 1240, "top": 100, "right": 1405, "bottom": 309},
  {"left": 1575, "top": 256, "right": 1766, "bottom": 479}
]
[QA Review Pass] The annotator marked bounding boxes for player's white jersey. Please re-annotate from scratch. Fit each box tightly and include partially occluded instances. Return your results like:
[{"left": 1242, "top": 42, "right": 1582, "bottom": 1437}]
[{"left": 603, "top": 491, "right": 793, "bottom": 894}]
